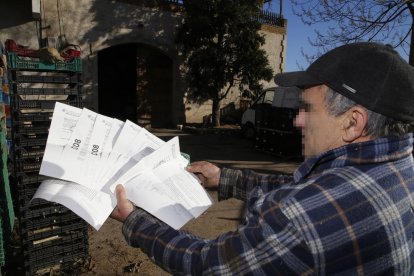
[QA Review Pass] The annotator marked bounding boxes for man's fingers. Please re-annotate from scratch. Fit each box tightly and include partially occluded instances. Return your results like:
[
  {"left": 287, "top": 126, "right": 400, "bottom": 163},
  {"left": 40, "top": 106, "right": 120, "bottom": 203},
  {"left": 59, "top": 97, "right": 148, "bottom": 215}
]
[
  {"left": 115, "top": 184, "right": 127, "bottom": 203},
  {"left": 187, "top": 163, "right": 203, "bottom": 174},
  {"left": 115, "top": 184, "right": 133, "bottom": 212},
  {"left": 196, "top": 174, "right": 206, "bottom": 185},
  {"left": 187, "top": 161, "right": 210, "bottom": 171},
  {"left": 112, "top": 184, "right": 135, "bottom": 222}
]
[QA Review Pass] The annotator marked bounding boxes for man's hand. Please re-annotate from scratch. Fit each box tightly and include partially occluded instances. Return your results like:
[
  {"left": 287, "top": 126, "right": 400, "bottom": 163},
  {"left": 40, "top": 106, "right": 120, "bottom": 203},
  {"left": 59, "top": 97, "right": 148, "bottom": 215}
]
[
  {"left": 186, "top": 161, "right": 221, "bottom": 189},
  {"left": 110, "top": 184, "right": 136, "bottom": 222}
]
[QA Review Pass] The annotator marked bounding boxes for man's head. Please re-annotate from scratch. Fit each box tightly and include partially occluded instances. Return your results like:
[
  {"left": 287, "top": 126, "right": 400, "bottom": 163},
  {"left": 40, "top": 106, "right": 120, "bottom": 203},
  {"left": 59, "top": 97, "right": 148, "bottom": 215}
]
[
  {"left": 294, "top": 84, "right": 412, "bottom": 158},
  {"left": 274, "top": 42, "right": 414, "bottom": 158}
]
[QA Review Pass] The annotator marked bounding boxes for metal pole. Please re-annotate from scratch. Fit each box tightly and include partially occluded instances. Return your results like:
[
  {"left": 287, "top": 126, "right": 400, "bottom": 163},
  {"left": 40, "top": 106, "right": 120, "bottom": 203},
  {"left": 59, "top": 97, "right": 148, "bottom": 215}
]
[{"left": 280, "top": 0, "right": 283, "bottom": 16}]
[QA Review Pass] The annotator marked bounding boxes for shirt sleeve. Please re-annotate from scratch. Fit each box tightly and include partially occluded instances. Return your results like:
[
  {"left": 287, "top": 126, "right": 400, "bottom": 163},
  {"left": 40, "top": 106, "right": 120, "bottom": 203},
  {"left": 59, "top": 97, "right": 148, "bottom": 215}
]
[
  {"left": 218, "top": 168, "right": 294, "bottom": 201},
  {"left": 122, "top": 188, "right": 314, "bottom": 275}
]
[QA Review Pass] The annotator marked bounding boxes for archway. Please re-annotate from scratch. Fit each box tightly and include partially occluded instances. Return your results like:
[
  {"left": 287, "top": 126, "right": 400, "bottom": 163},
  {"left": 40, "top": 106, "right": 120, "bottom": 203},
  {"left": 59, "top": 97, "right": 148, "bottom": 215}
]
[{"left": 98, "top": 43, "right": 173, "bottom": 128}]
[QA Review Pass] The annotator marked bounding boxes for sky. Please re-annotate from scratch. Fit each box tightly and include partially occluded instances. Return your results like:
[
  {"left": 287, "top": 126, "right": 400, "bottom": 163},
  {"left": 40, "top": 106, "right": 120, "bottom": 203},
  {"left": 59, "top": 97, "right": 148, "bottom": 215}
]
[{"left": 269, "top": 1, "right": 411, "bottom": 72}]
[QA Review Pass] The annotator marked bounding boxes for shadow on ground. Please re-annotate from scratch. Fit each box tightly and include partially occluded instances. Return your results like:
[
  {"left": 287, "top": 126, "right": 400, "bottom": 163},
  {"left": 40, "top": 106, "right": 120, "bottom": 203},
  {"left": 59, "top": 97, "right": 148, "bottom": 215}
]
[{"left": 152, "top": 128, "right": 302, "bottom": 174}]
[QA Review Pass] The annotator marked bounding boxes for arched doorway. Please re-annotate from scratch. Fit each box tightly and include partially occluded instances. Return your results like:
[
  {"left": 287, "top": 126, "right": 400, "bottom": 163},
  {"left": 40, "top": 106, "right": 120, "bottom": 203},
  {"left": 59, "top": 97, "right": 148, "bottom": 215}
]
[{"left": 98, "top": 43, "right": 173, "bottom": 128}]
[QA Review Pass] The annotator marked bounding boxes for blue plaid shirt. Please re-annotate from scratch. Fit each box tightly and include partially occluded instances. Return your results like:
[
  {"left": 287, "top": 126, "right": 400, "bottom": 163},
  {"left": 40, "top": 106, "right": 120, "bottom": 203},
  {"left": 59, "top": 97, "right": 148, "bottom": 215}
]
[{"left": 123, "top": 134, "right": 414, "bottom": 275}]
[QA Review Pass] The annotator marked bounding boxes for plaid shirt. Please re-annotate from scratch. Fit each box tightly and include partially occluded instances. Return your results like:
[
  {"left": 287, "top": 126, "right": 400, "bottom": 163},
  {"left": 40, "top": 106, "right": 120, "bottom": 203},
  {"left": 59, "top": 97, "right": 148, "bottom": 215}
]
[{"left": 123, "top": 134, "right": 414, "bottom": 275}]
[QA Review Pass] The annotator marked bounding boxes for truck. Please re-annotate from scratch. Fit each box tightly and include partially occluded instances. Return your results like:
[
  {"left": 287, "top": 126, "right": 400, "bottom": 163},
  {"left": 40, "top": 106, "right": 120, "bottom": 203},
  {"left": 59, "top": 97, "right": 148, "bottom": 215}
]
[{"left": 241, "top": 86, "right": 302, "bottom": 157}]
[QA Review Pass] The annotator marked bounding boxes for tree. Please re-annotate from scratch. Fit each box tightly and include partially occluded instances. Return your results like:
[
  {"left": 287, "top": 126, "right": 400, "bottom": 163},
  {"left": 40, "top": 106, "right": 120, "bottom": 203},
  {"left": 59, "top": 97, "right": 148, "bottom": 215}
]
[
  {"left": 176, "top": 0, "right": 273, "bottom": 127},
  {"left": 290, "top": 0, "right": 414, "bottom": 66}
]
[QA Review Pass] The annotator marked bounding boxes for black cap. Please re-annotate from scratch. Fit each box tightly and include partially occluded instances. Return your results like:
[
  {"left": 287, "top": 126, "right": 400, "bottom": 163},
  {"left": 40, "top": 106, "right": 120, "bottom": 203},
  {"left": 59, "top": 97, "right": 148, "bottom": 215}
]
[{"left": 274, "top": 42, "right": 414, "bottom": 122}]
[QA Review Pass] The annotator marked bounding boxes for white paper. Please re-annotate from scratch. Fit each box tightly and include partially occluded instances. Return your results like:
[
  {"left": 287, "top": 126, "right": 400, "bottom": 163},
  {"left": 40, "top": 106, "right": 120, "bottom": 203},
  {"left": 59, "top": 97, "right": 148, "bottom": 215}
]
[
  {"left": 109, "top": 138, "right": 211, "bottom": 229},
  {"left": 101, "top": 128, "right": 164, "bottom": 192},
  {"left": 82, "top": 114, "right": 116, "bottom": 189},
  {"left": 90, "top": 118, "right": 124, "bottom": 189},
  {"left": 33, "top": 179, "right": 115, "bottom": 230},
  {"left": 112, "top": 136, "right": 182, "bottom": 187},
  {"left": 35, "top": 103, "right": 212, "bottom": 230},
  {"left": 153, "top": 162, "right": 211, "bottom": 218},
  {"left": 122, "top": 172, "right": 194, "bottom": 229},
  {"left": 58, "top": 108, "right": 98, "bottom": 184},
  {"left": 97, "top": 120, "right": 144, "bottom": 187},
  {"left": 39, "top": 102, "right": 82, "bottom": 178}
]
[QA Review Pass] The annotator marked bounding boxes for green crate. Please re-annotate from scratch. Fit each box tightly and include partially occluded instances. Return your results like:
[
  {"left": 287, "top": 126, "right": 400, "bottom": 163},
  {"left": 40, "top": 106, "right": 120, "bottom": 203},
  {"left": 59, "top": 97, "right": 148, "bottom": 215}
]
[
  {"left": 0, "top": 218, "right": 4, "bottom": 267},
  {"left": 0, "top": 121, "right": 14, "bottom": 226},
  {"left": 7, "top": 52, "right": 82, "bottom": 72},
  {"left": 0, "top": 120, "right": 14, "bottom": 268}
]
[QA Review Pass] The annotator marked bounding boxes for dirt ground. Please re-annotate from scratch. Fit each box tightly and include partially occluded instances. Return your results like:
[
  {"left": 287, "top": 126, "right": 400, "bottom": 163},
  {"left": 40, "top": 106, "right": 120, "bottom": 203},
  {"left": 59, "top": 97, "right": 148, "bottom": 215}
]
[{"left": 78, "top": 128, "right": 301, "bottom": 275}]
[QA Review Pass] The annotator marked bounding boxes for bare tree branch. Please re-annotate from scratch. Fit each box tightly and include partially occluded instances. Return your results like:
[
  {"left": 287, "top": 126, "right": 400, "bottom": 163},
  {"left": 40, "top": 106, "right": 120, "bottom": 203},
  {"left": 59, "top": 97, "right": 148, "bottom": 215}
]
[{"left": 285, "top": 0, "right": 414, "bottom": 65}]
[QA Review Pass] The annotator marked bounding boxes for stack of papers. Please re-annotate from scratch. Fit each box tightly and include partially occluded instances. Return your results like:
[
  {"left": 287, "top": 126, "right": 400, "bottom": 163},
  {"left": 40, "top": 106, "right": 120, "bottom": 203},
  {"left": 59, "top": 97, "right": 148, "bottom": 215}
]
[{"left": 33, "top": 102, "right": 212, "bottom": 230}]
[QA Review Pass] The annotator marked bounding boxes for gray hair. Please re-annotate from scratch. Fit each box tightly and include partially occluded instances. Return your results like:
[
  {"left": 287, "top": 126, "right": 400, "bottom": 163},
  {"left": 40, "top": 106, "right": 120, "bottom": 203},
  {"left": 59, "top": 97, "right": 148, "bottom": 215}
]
[{"left": 324, "top": 87, "right": 413, "bottom": 137}]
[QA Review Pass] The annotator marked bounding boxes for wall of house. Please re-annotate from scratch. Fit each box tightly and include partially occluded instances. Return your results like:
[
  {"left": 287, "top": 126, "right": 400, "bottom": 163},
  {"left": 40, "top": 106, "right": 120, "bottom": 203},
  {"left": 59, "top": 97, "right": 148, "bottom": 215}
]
[{"left": 0, "top": 0, "right": 286, "bottom": 126}]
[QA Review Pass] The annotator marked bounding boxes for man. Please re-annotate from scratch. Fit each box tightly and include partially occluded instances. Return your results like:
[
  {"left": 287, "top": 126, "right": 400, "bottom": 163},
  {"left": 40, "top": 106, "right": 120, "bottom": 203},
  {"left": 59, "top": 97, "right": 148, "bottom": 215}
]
[{"left": 111, "top": 42, "right": 414, "bottom": 274}]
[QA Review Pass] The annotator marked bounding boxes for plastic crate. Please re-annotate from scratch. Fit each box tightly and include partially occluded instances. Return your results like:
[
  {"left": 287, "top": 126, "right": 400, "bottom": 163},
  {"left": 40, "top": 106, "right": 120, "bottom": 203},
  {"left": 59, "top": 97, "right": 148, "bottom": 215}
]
[
  {"left": 0, "top": 129, "right": 14, "bottom": 228},
  {"left": 20, "top": 211, "right": 81, "bottom": 231},
  {"left": 13, "top": 87, "right": 79, "bottom": 95},
  {"left": 26, "top": 242, "right": 88, "bottom": 269},
  {"left": 18, "top": 197, "right": 51, "bottom": 211},
  {"left": 13, "top": 118, "right": 51, "bottom": 128},
  {"left": 15, "top": 72, "right": 81, "bottom": 84},
  {"left": 12, "top": 146, "right": 45, "bottom": 160},
  {"left": 17, "top": 172, "right": 46, "bottom": 186},
  {"left": 25, "top": 230, "right": 85, "bottom": 250},
  {"left": 15, "top": 162, "right": 41, "bottom": 174},
  {"left": 17, "top": 184, "right": 41, "bottom": 201},
  {"left": 25, "top": 245, "right": 88, "bottom": 274},
  {"left": 5, "top": 117, "right": 11, "bottom": 127},
  {"left": 25, "top": 221, "right": 86, "bottom": 242},
  {"left": 13, "top": 137, "right": 47, "bottom": 147},
  {"left": 5, "top": 39, "right": 39, "bottom": 58},
  {"left": 19, "top": 215, "right": 85, "bottom": 236},
  {"left": 7, "top": 53, "right": 82, "bottom": 73},
  {"left": 0, "top": 126, "right": 14, "bottom": 266},
  {"left": 13, "top": 129, "right": 48, "bottom": 139},
  {"left": 13, "top": 98, "right": 78, "bottom": 110},
  {"left": 20, "top": 204, "right": 69, "bottom": 221},
  {"left": 13, "top": 156, "right": 42, "bottom": 173},
  {"left": 15, "top": 148, "right": 45, "bottom": 159},
  {"left": 5, "top": 104, "right": 10, "bottom": 117},
  {"left": 14, "top": 125, "right": 49, "bottom": 136},
  {"left": 14, "top": 157, "right": 43, "bottom": 171},
  {"left": 11, "top": 111, "right": 53, "bottom": 122},
  {"left": 0, "top": 217, "right": 4, "bottom": 267},
  {"left": 2, "top": 93, "right": 10, "bottom": 104}
]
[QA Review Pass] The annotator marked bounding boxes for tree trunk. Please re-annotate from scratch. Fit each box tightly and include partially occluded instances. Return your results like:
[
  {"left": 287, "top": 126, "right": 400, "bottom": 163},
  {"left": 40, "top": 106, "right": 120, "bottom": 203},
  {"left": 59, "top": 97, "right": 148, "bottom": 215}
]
[{"left": 212, "top": 98, "right": 221, "bottom": 127}]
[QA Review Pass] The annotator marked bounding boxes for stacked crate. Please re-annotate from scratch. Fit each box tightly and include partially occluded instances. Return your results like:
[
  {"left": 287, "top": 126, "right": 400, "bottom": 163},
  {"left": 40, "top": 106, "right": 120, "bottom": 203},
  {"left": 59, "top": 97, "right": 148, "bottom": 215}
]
[
  {"left": 5, "top": 51, "right": 88, "bottom": 274},
  {"left": 0, "top": 42, "right": 14, "bottom": 270}
]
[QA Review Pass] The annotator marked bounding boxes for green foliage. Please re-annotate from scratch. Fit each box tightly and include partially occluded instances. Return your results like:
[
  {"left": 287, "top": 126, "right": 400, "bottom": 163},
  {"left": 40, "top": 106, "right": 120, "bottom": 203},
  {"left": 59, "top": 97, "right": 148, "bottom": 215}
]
[{"left": 176, "top": 0, "right": 273, "bottom": 105}]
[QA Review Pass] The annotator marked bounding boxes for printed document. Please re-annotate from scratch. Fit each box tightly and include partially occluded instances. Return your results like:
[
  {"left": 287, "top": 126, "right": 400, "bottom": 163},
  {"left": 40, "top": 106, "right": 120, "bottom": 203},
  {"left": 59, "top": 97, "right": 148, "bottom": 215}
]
[{"left": 33, "top": 103, "right": 212, "bottom": 230}]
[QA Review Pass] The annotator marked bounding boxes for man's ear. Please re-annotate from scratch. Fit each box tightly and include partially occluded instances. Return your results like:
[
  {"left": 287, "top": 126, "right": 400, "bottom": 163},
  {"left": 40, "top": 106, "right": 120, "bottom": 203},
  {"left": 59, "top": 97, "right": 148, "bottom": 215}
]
[{"left": 342, "top": 106, "right": 368, "bottom": 143}]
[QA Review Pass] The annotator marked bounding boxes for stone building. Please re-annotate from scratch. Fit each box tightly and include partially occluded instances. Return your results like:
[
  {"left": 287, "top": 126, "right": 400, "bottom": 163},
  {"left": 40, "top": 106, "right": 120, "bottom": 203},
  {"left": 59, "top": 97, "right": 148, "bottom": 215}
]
[{"left": 0, "top": 0, "right": 286, "bottom": 128}]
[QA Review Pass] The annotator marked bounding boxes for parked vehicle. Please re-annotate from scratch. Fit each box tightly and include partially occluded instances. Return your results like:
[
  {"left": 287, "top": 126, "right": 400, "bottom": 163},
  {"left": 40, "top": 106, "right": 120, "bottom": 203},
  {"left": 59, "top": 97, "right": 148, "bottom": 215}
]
[{"left": 241, "top": 86, "right": 302, "bottom": 157}]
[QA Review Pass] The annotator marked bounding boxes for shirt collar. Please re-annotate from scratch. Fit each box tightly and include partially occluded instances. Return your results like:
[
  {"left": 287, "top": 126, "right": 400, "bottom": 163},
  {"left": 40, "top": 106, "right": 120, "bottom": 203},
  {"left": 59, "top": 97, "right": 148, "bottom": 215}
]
[{"left": 293, "top": 133, "right": 414, "bottom": 183}]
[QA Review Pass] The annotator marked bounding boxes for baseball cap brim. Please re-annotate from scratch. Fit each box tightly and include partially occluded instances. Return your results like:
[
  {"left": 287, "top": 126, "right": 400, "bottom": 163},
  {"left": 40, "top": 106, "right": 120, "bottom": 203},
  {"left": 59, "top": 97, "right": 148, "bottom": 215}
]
[{"left": 274, "top": 71, "right": 323, "bottom": 88}]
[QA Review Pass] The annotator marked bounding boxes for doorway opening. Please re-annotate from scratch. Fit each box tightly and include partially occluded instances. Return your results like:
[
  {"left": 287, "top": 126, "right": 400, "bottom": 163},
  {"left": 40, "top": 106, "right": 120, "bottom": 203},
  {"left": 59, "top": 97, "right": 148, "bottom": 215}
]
[{"left": 98, "top": 43, "right": 173, "bottom": 128}]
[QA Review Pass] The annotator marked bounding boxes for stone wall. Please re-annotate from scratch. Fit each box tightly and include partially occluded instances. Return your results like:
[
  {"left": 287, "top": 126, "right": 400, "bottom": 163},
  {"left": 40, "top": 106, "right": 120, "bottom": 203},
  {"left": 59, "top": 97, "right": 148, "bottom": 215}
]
[{"left": 0, "top": 0, "right": 286, "bottom": 126}]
